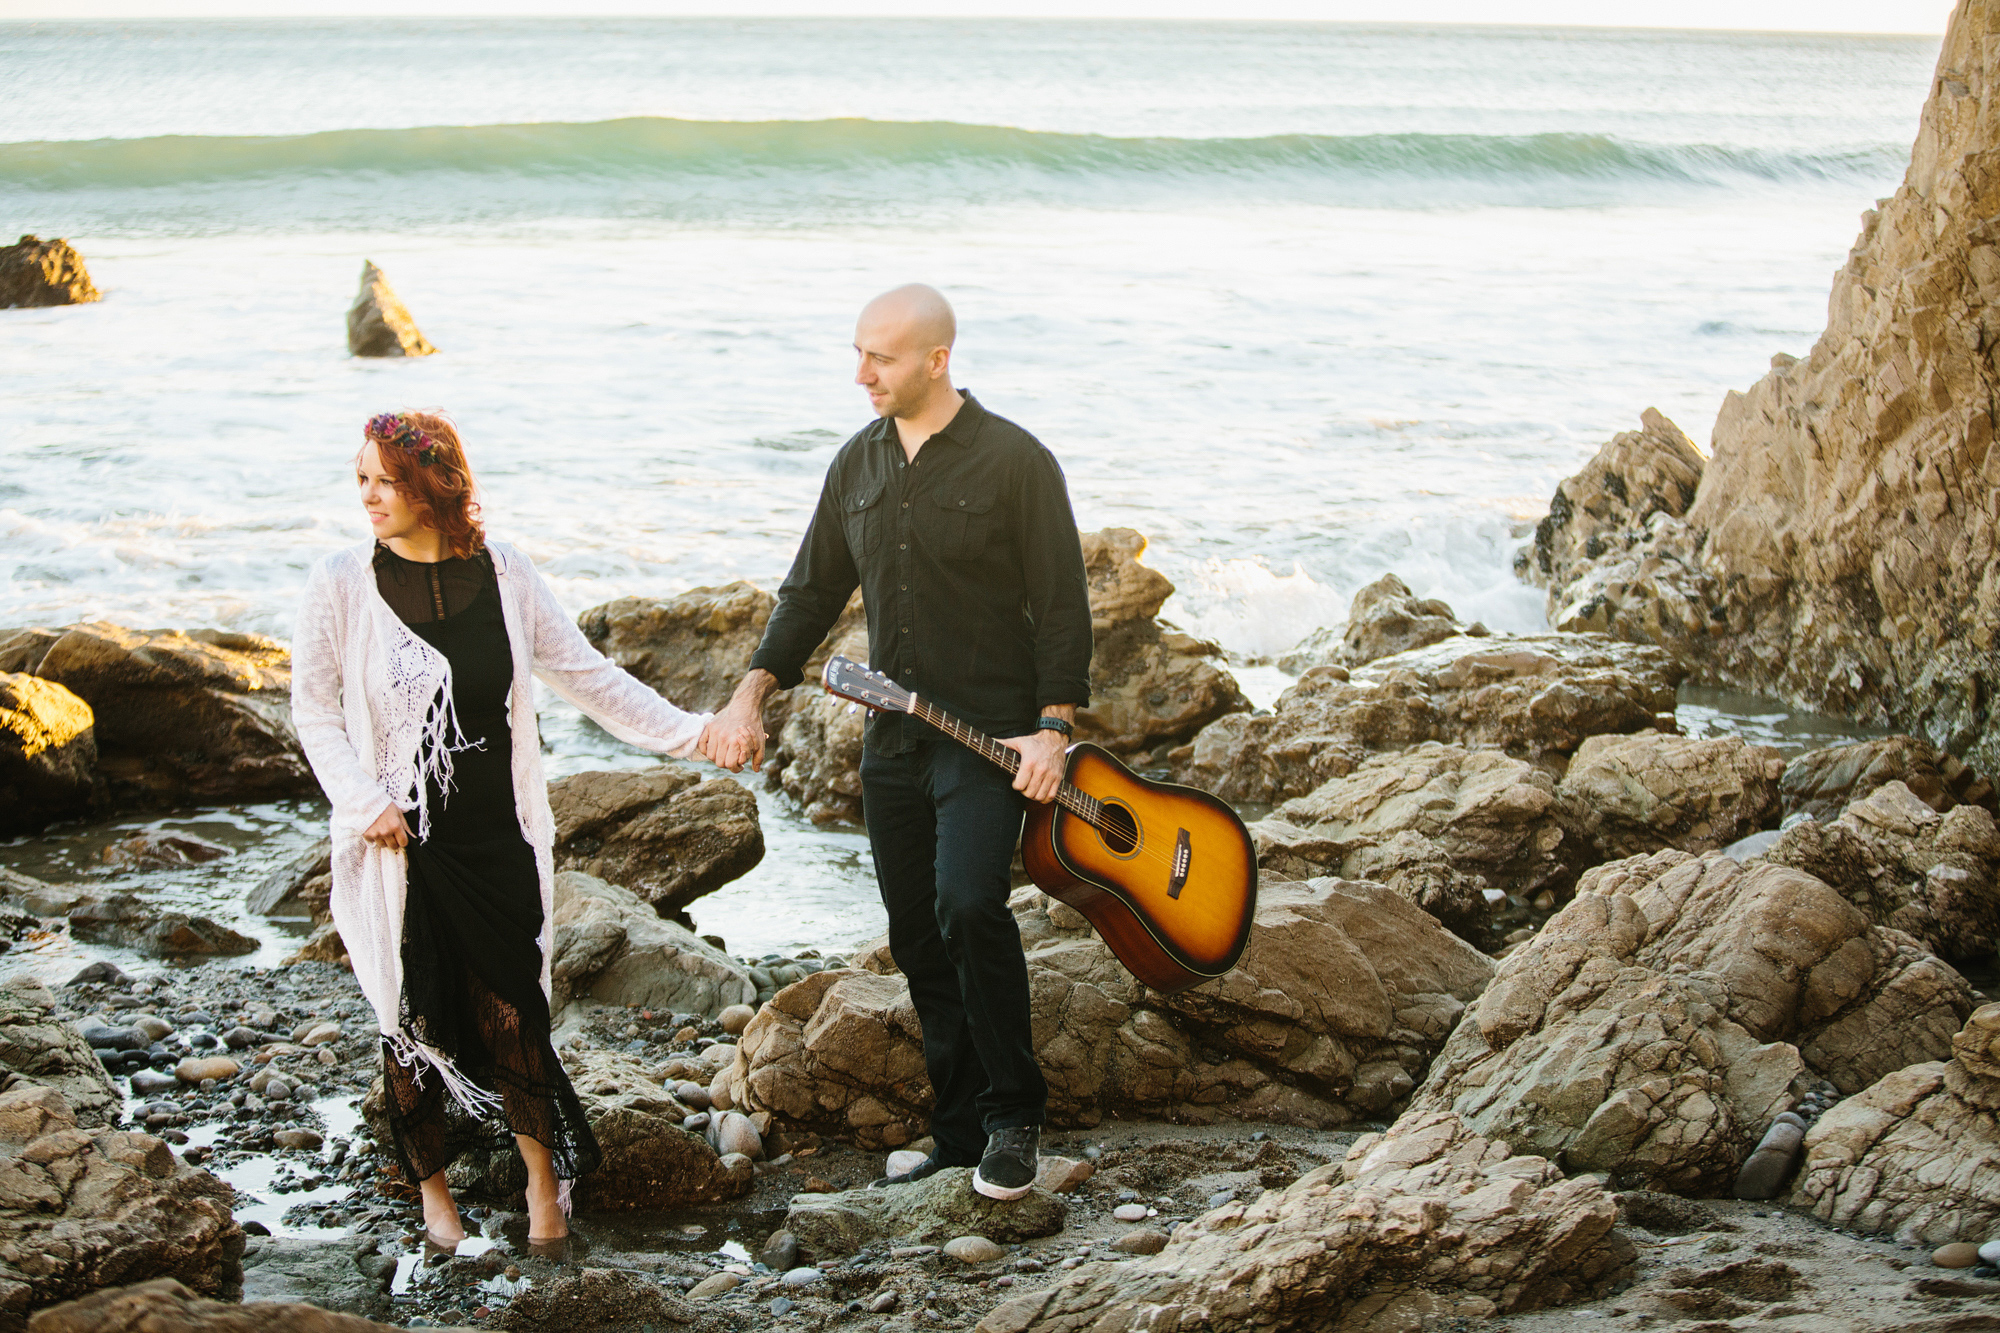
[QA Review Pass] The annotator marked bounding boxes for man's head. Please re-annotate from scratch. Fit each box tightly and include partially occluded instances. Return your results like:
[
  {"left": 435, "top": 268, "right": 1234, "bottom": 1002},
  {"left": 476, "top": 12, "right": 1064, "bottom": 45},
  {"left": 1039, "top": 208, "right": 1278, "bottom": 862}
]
[{"left": 854, "top": 284, "right": 957, "bottom": 421}]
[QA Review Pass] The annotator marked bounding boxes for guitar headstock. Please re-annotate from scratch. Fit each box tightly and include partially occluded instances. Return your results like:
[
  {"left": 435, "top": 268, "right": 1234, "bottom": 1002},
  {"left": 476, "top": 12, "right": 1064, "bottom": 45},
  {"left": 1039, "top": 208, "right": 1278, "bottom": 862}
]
[{"left": 822, "top": 656, "right": 914, "bottom": 714}]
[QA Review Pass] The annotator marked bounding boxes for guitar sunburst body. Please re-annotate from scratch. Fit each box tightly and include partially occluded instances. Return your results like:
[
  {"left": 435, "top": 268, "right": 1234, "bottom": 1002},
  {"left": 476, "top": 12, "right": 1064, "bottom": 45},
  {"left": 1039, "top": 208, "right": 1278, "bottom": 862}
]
[
  {"left": 820, "top": 655, "right": 1257, "bottom": 996},
  {"left": 1023, "top": 744, "right": 1255, "bottom": 993}
]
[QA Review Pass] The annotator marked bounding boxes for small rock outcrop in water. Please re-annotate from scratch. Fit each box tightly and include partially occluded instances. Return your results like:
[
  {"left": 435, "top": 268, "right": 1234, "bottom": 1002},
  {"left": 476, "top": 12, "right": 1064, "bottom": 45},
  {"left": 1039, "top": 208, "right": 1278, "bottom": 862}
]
[
  {"left": 976, "top": 1111, "right": 1634, "bottom": 1332},
  {"left": 345, "top": 261, "right": 436, "bottom": 357},
  {"left": 1523, "top": 0, "right": 2000, "bottom": 775},
  {"left": 0, "top": 671, "right": 96, "bottom": 834},
  {"left": 0, "top": 235, "right": 101, "bottom": 308},
  {"left": 726, "top": 878, "right": 1493, "bottom": 1146},
  {"left": 0, "top": 622, "right": 310, "bottom": 810},
  {"left": 578, "top": 581, "right": 775, "bottom": 716},
  {"left": 547, "top": 765, "right": 764, "bottom": 915}
]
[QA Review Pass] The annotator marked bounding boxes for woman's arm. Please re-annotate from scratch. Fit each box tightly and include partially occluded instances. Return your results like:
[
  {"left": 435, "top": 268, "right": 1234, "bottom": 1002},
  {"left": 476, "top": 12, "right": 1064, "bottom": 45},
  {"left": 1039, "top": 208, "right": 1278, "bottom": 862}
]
[
  {"left": 291, "top": 558, "right": 402, "bottom": 833},
  {"left": 516, "top": 554, "right": 712, "bottom": 757}
]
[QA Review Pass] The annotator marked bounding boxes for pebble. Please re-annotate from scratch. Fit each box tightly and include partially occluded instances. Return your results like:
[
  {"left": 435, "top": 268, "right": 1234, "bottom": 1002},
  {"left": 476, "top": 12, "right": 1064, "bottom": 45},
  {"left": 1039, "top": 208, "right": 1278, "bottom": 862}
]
[
  {"left": 79, "top": 1024, "right": 147, "bottom": 1052},
  {"left": 129, "top": 1069, "right": 179, "bottom": 1095},
  {"left": 942, "top": 1236, "right": 1004, "bottom": 1264},
  {"left": 129, "top": 1015, "right": 174, "bottom": 1042},
  {"left": 889, "top": 1245, "right": 938, "bottom": 1259},
  {"left": 223, "top": 1026, "right": 262, "bottom": 1049},
  {"left": 301, "top": 1021, "right": 342, "bottom": 1046},
  {"left": 688, "top": 1273, "right": 740, "bottom": 1299},
  {"left": 676, "top": 1081, "right": 711, "bottom": 1109},
  {"left": 768, "top": 1297, "right": 794, "bottom": 1317},
  {"left": 1112, "top": 1229, "right": 1169, "bottom": 1256},
  {"left": 274, "top": 1129, "right": 323, "bottom": 1151},
  {"left": 174, "top": 1055, "right": 240, "bottom": 1084},
  {"left": 683, "top": 1112, "right": 711, "bottom": 1132},
  {"left": 869, "top": 1291, "right": 900, "bottom": 1313},
  {"left": 759, "top": 1230, "right": 800, "bottom": 1271},
  {"left": 884, "top": 1148, "right": 929, "bottom": 1178},
  {"left": 718, "top": 1004, "right": 756, "bottom": 1035},
  {"left": 1936, "top": 1242, "right": 1981, "bottom": 1268},
  {"left": 781, "top": 1266, "right": 822, "bottom": 1287},
  {"left": 714, "top": 1110, "right": 763, "bottom": 1160},
  {"left": 1980, "top": 1240, "right": 2000, "bottom": 1266},
  {"left": 1112, "top": 1204, "right": 1149, "bottom": 1222},
  {"left": 1207, "top": 1189, "right": 1235, "bottom": 1209}
]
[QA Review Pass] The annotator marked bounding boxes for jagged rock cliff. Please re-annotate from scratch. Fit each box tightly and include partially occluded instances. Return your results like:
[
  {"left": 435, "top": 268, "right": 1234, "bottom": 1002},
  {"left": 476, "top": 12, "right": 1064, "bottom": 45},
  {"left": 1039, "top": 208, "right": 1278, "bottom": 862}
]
[{"left": 1530, "top": 0, "right": 2000, "bottom": 773}]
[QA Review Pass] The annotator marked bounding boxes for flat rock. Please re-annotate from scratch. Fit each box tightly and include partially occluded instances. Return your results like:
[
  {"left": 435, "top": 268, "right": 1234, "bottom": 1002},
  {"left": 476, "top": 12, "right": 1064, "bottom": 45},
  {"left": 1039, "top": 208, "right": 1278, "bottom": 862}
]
[
  {"left": 272, "top": 1129, "right": 322, "bottom": 1151},
  {"left": 549, "top": 871, "right": 754, "bottom": 1016},
  {"left": 26, "top": 1276, "right": 437, "bottom": 1332},
  {"left": 784, "top": 1168, "right": 1065, "bottom": 1256},
  {"left": 548, "top": 772, "right": 764, "bottom": 918},
  {"left": 495, "top": 1266, "right": 695, "bottom": 1333}
]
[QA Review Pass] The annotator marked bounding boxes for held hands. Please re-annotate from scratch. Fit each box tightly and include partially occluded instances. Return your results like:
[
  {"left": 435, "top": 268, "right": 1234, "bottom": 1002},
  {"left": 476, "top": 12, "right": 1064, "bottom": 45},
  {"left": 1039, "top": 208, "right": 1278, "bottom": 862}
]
[
  {"left": 1001, "top": 728, "right": 1067, "bottom": 804},
  {"left": 362, "top": 803, "right": 410, "bottom": 850},
  {"left": 700, "top": 707, "right": 768, "bottom": 773}
]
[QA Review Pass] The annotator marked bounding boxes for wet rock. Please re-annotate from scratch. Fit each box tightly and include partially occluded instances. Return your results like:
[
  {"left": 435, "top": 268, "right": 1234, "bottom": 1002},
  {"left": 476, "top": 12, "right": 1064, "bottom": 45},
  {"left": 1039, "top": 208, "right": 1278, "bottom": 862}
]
[
  {"left": 1768, "top": 780, "right": 2000, "bottom": 962},
  {"left": 1179, "top": 632, "right": 1683, "bottom": 805},
  {"left": 0, "top": 671, "right": 96, "bottom": 834},
  {"left": 0, "top": 235, "right": 100, "bottom": 308},
  {"left": 24, "top": 1276, "right": 426, "bottom": 1332},
  {"left": 68, "top": 895, "right": 256, "bottom": 958},
  {"left": 100, "top": 831, "right": 231, "bottom": 872},
  {"left": 1518, "top": 408, "right": 1705, "bottom": 631},
  {"left": 731, "top": 878, "right": 1493, "bottom": 1145},
  {"left": 577, "top": 581, "right": 775, "bottom": 716},
  {"left": 784, "top": 1168, "right": 1064, "bottom": 1255},
  {"left": 496, "top": 1266, "right": 693, "bottom": 1333},
  {"left": 943, "top": 1235, "right": 1005, "bottom": 1264},
  {"left": 1782, "top": 735, "right": 1994, "bottom": 824},
  {"left": 0, "top": 1088, "right": 242, "bottom": 1322},
  {"left": 976, "top": 1111, "right": 1633, "bottom": 1332},
  {"left": 0, "top": 868, "right": 92, "bottom": 918},
  {"left": 548, "top": 766, "right": 763, "bottom": 916},
  {"left": 1557, "top": 732, "right": 1786, "bottom": 860},
  {"left": 1259, "top": 742, "right": 1569, "bottom": 945},
  {"left": 237, "top": 1236, "right": 397, "bottom": 1320},
  {"left": 272, "top": 1129, "right": 322, "bottom": 1151},
  {"left": 173, "top": 1056, "right": 240, "bottom": 1083},
  {"left": 5, "top": 622, "right": 308, "bottom": 809},
  {"left": 0, "top": 977, "right": 120, "bottom": 1128},
  {"left": 1073, "top": 529, "right": 1248, "bottom": 756},
  {"left": 549, "top": 871, "right": 753, "bottom": 1016},
  {"left": 245, "top": 840, "right": 332, "bottom": 918},
  {"left": 345, "top": 260, "right": 435, "bottom": 357},
  {"left": 128, "top": 1070, "right": 179, "bottom": 1097},
  {"left": 1332, "top": 573, "right": 1465, "bottom": 668}
]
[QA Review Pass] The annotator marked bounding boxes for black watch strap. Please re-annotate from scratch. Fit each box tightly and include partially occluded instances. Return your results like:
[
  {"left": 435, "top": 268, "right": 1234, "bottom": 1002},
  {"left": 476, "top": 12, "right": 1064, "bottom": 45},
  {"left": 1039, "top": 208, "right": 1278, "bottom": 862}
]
[{"left": 1036, "top": 716, "right": 1074, "bottom": 737}]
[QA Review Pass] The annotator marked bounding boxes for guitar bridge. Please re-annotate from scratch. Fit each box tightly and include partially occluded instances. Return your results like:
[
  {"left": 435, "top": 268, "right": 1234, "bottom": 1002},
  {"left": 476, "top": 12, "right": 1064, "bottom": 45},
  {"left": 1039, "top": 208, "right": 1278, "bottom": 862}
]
[{"left": 1168, "top": 829, "right": 1191, "bottom": 899}]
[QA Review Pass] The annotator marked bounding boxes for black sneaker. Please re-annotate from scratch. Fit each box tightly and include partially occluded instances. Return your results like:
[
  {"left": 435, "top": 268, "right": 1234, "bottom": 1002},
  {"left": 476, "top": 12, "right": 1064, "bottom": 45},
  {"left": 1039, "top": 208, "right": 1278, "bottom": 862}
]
[
  {"left": 869, "top": 1154, "right": 946, "bottom": 1189},
  {"left": 972, "top": 1126, "right": 1040, "bottom": 1201}
]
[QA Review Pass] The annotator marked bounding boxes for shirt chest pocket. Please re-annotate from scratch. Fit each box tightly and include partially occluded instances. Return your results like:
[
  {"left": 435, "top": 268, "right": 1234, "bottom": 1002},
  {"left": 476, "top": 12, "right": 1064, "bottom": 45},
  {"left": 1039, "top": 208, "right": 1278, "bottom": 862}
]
[
  {"left": 842, "top": 483, "right": 886, "bottom": 558},
  {"left": 926, "top": 488, "right": 999, "bottom": 561}
]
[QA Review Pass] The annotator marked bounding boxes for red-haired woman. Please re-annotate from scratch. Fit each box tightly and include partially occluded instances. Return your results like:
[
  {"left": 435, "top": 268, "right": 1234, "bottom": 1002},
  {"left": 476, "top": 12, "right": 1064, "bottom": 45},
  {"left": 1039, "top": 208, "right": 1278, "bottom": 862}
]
[{"left": 291, "top": 411, "right": 715, "bottom": 1249}]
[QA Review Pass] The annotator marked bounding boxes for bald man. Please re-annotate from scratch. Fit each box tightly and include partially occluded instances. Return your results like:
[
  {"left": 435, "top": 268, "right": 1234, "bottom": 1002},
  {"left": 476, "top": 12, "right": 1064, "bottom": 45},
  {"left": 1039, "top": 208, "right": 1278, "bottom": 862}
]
[{"left": 704, "top": 285, "right": 1092, "bottom": 1200}]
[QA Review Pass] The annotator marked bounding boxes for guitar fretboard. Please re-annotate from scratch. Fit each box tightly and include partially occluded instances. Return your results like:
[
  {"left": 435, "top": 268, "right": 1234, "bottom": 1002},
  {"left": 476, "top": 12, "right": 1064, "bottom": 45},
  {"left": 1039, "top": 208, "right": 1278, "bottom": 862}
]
[{"left": 907, "top": 695, "right": 1106, "bottom": 826}]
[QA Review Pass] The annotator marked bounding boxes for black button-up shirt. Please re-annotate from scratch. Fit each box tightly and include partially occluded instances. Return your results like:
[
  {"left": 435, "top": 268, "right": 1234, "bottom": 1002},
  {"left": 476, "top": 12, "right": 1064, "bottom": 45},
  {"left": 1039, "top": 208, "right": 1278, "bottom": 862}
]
[{"left": 751, "top": 392, "right": 1093, "bottom": 754}]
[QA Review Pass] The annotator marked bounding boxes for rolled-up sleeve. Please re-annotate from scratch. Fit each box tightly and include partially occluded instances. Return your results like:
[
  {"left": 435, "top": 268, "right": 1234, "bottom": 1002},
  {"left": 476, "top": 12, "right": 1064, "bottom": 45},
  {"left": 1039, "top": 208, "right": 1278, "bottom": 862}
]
[
  {"left": 1016, "top": 446, "right": 1093, "bottom": 709},
  {"left": 751, "top": 470, "right": 860, "bottom": 689}
]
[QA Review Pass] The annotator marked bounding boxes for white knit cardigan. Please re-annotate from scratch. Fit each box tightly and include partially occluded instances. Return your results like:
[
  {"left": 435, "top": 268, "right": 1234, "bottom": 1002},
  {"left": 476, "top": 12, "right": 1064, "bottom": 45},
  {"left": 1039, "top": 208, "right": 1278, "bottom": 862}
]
[{"left": 291, "top": 539, "right": 711, "bottom": 1116}]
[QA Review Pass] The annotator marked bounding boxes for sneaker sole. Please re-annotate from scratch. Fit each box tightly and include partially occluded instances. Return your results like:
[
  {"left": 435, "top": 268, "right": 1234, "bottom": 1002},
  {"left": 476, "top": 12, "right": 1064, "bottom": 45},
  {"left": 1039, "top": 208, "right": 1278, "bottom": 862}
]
[{"left": 972, "top": 1168, "right": 1035, "bottom": 1201}]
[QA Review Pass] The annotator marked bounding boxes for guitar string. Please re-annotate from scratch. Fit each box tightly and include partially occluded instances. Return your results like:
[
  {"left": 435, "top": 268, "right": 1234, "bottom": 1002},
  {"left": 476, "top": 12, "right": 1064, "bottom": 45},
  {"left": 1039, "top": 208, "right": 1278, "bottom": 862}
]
[{"left": 905, "top": 695, "right": 1194, "bottom": 881}]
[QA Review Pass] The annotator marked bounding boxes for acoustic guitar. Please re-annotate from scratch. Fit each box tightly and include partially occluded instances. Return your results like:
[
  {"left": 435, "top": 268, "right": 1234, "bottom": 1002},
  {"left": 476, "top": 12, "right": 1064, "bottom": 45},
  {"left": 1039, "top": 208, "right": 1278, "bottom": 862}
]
[{"left": 821, "top": 655, "right": 1257, "bottom": 994}]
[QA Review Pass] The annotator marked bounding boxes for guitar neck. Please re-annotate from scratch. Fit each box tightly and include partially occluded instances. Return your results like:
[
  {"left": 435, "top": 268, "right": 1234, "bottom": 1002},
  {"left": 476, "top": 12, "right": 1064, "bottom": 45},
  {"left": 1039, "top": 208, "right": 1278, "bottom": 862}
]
[{"left": 906, "top": 696, "right": 1099, "bottom": 822}]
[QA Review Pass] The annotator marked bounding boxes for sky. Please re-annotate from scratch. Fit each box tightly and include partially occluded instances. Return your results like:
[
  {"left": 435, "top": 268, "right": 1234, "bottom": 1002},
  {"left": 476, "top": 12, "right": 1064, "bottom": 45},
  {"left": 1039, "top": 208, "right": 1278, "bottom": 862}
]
[{"left": 0, "top": 0, "right": 1955, "bottom": 31}]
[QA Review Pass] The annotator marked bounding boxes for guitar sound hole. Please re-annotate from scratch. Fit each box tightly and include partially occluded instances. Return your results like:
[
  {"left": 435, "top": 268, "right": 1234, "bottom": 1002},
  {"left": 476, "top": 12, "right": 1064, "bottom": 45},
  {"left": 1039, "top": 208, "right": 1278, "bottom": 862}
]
[{"left": 1095, "top": 802, "right": 1139, "bottom": 856}]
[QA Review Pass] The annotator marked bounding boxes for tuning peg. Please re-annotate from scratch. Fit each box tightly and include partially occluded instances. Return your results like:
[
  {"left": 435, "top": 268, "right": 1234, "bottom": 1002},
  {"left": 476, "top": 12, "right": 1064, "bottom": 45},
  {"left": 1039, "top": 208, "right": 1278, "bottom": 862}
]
[{"left": 846, "top": 703, "right": 860, "bottom": 714}]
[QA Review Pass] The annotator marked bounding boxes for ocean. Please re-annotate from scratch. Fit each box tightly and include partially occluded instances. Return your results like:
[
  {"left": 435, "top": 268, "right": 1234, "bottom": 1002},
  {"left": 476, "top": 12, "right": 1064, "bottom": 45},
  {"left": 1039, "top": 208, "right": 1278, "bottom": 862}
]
[{"left": 0, "top": 18, "right": 1940, "bottom": 962}]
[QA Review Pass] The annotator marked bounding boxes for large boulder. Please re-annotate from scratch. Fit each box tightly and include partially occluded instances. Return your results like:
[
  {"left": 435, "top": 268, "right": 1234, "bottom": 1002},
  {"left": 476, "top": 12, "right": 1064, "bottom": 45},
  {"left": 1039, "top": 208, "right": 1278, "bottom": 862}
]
[
  {"left": 728, "top": 878, "right": 1494, "bottom": 1147},
  {"left": 975, "top": 1110, "right": 1634, "bottom": 1333},
  {"left": 548, "top": 871, "right": 754, "bottom": 1016},
  {"left": 1780, "top": 734, "right": 1995, "bottom": 824},
  {"left": 1520, "top": 3, "right": 2000, "bottom": 775},
  {"left": 25, "top": 1278, "right": 438, "bottom": 1333},
  {"left": 0, "top": 978, "right": 119, "bottom": 1130},
  {"left": 0, "top": 673, "right": 95, "bottom": 834},
  {"left": 1556, "top": 732, "right": 1785, "bottom": 860},
  {"left": 0, "top": 236, "right": 100, "bottom": 309},
  {"left": 0, "top": 1085, "right": 242, "bottom": 1330},
  {"left": 576, "top": 581, "right": 774, "bottom": 716},
  {"left": 1408, "top": 891, "right": 1806, "bottom": 1194},
  {"left": 1789, "top": 1002, "right": 2000, "bottom": 1243},
  {"left": 1254, "top": 743, "right": 1570, "bottom": 945},
  {"left": 1074, "top": 529, "right": 1248, "bottom": 757},
  {"left": 546, "top": 766, "right": 763, "bottom": 916},
  {"left": 1517, "top": 408, "right": 1706, "bottom": 636},
  {"left": 1179, "top": 632, "right": 1683, "bottom": 805},
  {"left": 344, "top": 261, "right": 434, "bottom": 357},
  {"left": 1768, "top": 780, "right": 2000, "bottom": 963},
  {"left": 0, "top": 623, "right": 308, "bottom": 809}
]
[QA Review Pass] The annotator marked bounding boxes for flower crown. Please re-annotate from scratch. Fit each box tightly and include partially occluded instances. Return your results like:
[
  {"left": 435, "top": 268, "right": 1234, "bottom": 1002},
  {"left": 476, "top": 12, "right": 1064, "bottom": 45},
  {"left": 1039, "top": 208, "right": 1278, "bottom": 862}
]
[{"left": 364, "top": 412, "right": 440, "bottom": 467}]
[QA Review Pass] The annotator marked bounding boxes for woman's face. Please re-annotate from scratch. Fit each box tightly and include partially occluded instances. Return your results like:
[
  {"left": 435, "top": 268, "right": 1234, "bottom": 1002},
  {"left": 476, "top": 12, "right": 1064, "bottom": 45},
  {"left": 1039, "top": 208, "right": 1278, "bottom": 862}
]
[{"left": 357, "top": 440, "right": 426, "bottom": 542}]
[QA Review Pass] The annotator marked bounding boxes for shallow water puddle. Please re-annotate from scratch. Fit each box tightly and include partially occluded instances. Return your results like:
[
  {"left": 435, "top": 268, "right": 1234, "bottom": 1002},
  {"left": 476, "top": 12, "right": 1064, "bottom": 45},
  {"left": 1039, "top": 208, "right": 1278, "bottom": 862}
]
[{"left": 190, "top": 1093, "right": 366, "bottom": 1239}]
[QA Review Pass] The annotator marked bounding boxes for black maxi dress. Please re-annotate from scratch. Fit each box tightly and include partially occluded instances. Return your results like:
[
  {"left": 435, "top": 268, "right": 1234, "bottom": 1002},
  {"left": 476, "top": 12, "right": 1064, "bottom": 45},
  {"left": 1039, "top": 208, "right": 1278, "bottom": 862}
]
[{"left": 373, "top": 543, "right": 599, "bottom": 1189}]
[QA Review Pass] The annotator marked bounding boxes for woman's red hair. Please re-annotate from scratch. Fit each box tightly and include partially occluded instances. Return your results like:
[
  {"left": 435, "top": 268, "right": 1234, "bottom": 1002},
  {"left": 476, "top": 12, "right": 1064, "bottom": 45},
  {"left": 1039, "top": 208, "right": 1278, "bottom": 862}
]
[{"left": 362, "top": 410, "right": 485, "bottom": 559}]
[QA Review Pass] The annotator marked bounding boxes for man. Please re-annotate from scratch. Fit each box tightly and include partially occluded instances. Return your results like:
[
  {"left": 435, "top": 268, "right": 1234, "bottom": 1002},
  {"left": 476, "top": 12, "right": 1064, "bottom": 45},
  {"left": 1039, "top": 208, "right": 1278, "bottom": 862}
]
[{"left": 703, "top": 283, "right": 1092, "bottom": 1200}]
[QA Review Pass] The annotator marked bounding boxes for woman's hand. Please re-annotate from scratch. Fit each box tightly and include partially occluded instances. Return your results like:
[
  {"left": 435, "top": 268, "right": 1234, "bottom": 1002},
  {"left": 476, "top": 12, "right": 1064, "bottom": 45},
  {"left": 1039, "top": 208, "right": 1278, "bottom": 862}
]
[{"left": 362, "top": 803, "right": 410, "bottom": 849}]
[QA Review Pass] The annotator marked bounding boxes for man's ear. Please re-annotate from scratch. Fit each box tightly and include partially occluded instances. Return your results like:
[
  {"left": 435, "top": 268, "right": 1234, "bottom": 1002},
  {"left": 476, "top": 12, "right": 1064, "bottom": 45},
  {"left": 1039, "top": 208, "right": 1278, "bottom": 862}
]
[{"left": 929, "top": 345, "right": 952, "bottom": 380}]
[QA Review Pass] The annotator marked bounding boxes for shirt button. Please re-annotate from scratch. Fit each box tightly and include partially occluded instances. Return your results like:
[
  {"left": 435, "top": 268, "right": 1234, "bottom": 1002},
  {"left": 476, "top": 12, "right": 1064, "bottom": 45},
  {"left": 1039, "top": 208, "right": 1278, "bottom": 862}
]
[
  {"left": 901, "top": 626, "right": 910, "bottom": 634},
  {"left": 899, "top": 543, "right": 907, "bottom": 550},
  {"left": 900, "top": 584, "right": 907, "bottom": 591},
  {"left": 902, "top": 501, "right": 909, "bottom": 508}
]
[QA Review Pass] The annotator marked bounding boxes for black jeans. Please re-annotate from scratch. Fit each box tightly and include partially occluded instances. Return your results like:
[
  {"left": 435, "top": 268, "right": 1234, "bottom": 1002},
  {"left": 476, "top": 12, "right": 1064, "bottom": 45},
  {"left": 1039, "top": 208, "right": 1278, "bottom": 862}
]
[{"left": 860, "top": 732, "right": 1047, "bottom": 1165}]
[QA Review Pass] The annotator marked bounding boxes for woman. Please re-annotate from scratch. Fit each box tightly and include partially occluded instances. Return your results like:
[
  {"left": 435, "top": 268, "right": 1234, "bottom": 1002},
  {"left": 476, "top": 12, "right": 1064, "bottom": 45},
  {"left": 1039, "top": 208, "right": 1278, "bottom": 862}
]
[{"left": 292, "top": 410, "right": 724, "bottom": 1247}]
